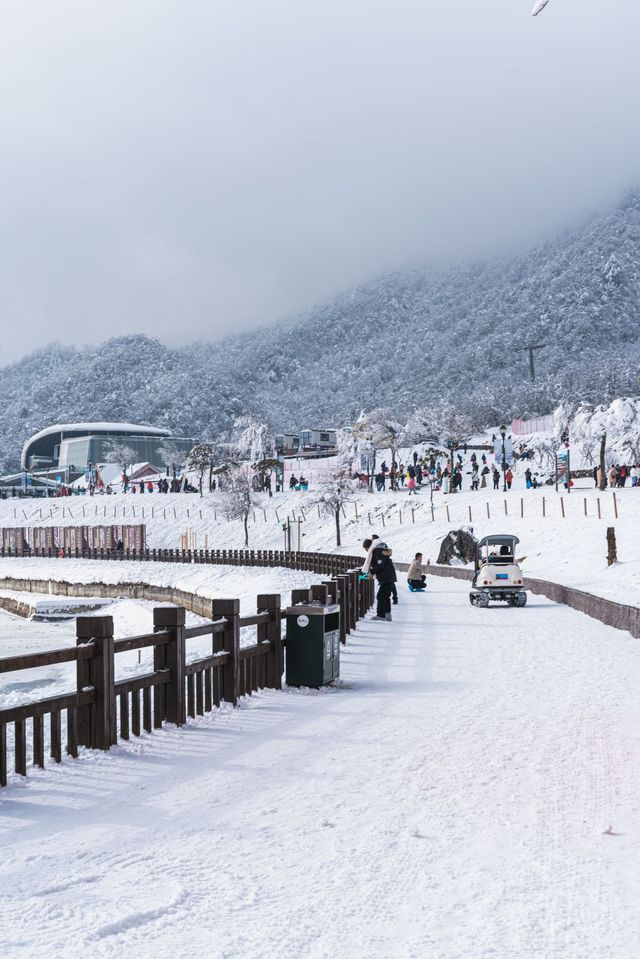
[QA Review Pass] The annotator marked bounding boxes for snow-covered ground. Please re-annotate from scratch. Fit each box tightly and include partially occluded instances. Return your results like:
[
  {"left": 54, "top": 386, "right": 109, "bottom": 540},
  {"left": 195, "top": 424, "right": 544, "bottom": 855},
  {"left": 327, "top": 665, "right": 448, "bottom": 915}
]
[
  {"left": 1, "top": 578, "right": 639, "bottom": 958},
  {"left": 2, "top": 473, "right": 638, "bottom": 606}
]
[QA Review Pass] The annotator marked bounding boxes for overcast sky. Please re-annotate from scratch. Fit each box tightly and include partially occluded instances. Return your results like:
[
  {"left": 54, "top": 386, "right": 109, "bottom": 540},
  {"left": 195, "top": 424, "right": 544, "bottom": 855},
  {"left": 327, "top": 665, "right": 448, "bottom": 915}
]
[{"left": 1, "top": 0, "right": 639, "bottom": 364}]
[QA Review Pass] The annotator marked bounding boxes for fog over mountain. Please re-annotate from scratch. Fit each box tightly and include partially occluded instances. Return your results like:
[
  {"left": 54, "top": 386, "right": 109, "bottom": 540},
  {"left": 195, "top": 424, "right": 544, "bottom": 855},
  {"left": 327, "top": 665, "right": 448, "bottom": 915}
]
[
  {"left": 1, "top": 191, "right": 639, "bottom": 471},
  {"left": 1, "top": 1, "right": 639, "bottom": 363}
]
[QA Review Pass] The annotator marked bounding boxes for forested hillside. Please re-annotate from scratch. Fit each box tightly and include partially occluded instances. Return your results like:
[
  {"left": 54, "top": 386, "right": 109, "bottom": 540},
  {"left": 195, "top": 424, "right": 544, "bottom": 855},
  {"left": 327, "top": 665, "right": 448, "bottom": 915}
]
[{"left": 1, "top": 190, "right": 639, "bottom": 471}]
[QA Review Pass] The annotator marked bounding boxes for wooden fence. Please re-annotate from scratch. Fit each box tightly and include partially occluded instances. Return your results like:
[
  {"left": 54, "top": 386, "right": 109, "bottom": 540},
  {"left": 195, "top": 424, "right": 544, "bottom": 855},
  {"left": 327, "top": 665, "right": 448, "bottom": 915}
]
[
  {"left": 0, "top": 561, "right": 375, "bottom": 789},
  {"left": 0, "top": 545, "right": 364, "bottom": 573}
]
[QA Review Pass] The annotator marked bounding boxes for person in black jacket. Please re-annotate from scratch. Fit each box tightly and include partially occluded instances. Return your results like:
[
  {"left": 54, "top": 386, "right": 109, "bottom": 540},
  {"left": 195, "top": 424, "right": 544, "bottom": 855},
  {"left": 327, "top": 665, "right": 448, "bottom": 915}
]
[{"left": 362, "top": 537, "right": 397, "bottom": 621}]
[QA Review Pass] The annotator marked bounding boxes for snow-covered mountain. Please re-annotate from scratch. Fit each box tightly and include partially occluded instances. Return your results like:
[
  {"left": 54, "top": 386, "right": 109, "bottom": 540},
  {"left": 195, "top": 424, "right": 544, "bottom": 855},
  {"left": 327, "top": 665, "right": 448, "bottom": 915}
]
[{"left": 1, "top": 190, "right": 639, "bottom": 471}]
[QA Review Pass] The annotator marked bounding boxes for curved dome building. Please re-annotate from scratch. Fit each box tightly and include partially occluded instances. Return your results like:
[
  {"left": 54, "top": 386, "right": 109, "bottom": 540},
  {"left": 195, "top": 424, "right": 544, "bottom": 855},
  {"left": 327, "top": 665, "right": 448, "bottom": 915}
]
[{"left": 21, "top": 422, "right": 193, "bottom": 472}]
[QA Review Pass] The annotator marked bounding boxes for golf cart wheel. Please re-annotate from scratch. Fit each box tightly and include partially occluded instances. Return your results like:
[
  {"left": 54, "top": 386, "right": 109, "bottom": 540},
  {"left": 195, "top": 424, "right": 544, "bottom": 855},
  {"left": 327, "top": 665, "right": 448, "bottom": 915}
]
[{"left": 517, "top": 592, "right": 528, "bottom": 607}]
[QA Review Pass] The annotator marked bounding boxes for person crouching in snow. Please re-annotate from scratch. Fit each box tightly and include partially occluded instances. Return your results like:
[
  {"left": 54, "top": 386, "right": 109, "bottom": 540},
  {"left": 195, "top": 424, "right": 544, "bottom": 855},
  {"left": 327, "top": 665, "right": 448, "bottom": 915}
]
[{"left": 407, "top": 552, "right": 427, "bottom": 591}]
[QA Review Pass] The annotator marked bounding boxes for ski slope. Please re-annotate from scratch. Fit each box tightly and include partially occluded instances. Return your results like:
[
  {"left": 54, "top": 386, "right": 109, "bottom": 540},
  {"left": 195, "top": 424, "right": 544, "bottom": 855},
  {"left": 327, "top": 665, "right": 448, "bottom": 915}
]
[{"left": 2, "top": 577, "right": 639, "bottom": 959}]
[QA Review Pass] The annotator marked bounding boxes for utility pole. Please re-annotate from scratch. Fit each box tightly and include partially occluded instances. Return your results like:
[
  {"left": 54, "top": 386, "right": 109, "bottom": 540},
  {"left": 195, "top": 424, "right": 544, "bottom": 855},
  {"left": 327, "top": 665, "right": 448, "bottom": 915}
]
[{"left": 516, "top": 343, "right": 546, "bottom": 383}]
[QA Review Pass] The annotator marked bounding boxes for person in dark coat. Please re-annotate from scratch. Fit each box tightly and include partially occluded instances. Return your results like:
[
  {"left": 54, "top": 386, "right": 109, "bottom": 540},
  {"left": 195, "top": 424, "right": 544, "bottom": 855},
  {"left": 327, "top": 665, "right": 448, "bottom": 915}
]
[{"left": 362, "top": 537, "right": 397, "bottom": 621}]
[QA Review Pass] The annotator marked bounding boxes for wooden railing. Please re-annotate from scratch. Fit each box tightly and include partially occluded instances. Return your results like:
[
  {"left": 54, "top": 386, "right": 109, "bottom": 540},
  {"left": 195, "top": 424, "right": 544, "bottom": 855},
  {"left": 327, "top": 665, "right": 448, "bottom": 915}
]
[
  {"left": 0, "top": 545, "right": 364, "bottom": 576},
  {"left": 0, "top": 571, "right": 375, "bottom": 789}
]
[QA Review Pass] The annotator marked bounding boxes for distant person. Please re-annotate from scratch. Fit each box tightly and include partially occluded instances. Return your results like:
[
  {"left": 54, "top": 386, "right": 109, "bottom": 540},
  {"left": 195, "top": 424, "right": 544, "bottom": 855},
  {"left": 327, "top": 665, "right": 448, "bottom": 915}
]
[
  {"left": 289, "top": 475, "right": 298, "bottom": 490},
  {"left": 505, "top": 467, "right": 513, "bottom": 490},
  {"left": 492, "top": 467, "right": 500, "bottom": 490}
]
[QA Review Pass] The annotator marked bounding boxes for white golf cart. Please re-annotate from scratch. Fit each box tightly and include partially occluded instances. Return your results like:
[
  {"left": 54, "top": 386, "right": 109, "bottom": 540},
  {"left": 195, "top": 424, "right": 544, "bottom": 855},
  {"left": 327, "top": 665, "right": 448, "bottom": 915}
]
[{"left": 469, "top": 534, "right": 527, "bottom": 608}]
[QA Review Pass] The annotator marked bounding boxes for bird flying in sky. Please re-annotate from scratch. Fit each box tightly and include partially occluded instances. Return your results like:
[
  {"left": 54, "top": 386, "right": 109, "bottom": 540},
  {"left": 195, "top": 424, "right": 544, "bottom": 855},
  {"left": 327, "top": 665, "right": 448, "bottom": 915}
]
[{"left": 531, "top": 0, "right": 551, "bottom": 15}]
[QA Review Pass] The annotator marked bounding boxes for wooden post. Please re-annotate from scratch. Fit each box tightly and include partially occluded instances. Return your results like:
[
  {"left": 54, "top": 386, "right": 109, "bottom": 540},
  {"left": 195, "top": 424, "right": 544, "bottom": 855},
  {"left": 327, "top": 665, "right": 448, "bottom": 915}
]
[
  {"left": 613, "top": 492, "right": 619, "bottom": 519},
  {"left": 583, "top": 497, "right": 587, "bottom": 517},
  {"left": 76, "top": 616, "right": 115, "bottom": 749},
  {"left": 486, "top": 502, "right": 490, "bottom": 519},
  {"left": 597, "top": 498, "right": 601, "bottom": 520},
  {"left": 606, "top": 527, "right": 617, "bottom": 566},
  {"left": 520, "top": 497, "right": 524, "bottom": 518},
  {"left": 446, "top": 504, "right": 450, "bottom": 523},
  {"left": 504, "top": 499, "right": 508, "bottom": 516},
  {"left": 560, "top": 496, "right": 565, "bottom": 518},
  {"left": 336, "top": 574, "right": 350, "bottom": 641},
  {"left": 213, "top": 599, "right": 240, "bottom": 705},
  {"left": 257, "top": 594, "right": 282, "bottom": 689},
  {"left": 542, "top": 496, "right": 546, "bottom": 518},
  {"left": 468, "top": 505, "right": 472, "bottom": 522},
  {"left": 153, "top": 607, "right": 186, "bottom": 726}
]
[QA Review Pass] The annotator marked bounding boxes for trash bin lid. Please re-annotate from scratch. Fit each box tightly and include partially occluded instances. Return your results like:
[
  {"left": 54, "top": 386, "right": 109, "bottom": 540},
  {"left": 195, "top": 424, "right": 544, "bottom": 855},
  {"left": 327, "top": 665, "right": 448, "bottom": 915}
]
[{"left": 284, "top": 604, "right": 340, "bottom": 616}]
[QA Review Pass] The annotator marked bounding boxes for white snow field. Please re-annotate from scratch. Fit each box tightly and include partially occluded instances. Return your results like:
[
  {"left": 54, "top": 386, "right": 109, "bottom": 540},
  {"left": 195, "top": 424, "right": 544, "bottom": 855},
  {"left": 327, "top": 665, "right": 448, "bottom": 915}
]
[
  {"left": 2, "top": 577, "right": 640, "bottom": 959},
  {"left": 1, "top": 475, "right": 639, "bottom": 606}
]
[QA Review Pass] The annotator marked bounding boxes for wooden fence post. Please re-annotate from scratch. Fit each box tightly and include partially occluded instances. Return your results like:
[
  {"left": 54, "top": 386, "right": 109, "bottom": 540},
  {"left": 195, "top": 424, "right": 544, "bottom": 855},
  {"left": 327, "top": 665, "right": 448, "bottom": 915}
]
[
  {"left": 336, "top": 575, "right": 350, "bottom": 641},
  {"left": 606, "top": 527, "right": 617, "bottom": 566},
  {"left": 213, "top": 599, "right": 240, "bottom": 706},
  {"left": 349, "top": 571, "right": 358, "bottom": 629},
  {"left": 76, "top": 616, "right": 115, "bottom": 750},
  {"left": 153, "top": 607, "right": 186, "bottom": 726},
  {"left": 257, "top": 594, "right": 283, "bottom": 689}
]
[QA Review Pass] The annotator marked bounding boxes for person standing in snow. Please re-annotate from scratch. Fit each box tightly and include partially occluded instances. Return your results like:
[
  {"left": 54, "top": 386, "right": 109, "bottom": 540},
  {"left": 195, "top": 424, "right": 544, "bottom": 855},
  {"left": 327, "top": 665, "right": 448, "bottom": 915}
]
[
  {"left": 505, "top": 467, "right": 513, "bottom": 490},
  {"left": 362, "top": 536, "right": 397, "bottom": 621}
]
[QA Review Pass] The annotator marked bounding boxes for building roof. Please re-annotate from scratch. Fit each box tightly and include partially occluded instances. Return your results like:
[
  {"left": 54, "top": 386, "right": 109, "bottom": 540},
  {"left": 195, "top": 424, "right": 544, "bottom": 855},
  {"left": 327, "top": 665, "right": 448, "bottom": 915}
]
[{"left": 21, "top": 422, "right": 172, "bottom": 470}]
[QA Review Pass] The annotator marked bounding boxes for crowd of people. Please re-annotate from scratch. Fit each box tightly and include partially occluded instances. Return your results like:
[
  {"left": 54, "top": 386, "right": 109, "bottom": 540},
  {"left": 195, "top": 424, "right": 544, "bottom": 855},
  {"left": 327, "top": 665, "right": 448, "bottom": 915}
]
[
  {"left": 364, "top": 449, "right": 511, "bottom": 495},
  {"left": 595, "top": 464, "right": 640, "bottom": 488}
]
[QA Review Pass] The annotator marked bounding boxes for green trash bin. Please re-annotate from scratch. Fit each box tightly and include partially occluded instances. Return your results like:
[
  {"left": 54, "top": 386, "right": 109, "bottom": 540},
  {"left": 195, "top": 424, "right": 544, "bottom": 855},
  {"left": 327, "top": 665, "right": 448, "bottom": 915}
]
[{"left": 285, "top": 603, "right": 340, "bottom": 687}]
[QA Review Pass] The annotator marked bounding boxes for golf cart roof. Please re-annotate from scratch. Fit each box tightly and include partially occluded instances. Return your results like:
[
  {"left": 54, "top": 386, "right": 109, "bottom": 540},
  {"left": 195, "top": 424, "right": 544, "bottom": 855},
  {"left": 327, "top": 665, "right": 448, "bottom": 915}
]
[{"left": 477, "top": 534, "right": 520, "bottom": 550}]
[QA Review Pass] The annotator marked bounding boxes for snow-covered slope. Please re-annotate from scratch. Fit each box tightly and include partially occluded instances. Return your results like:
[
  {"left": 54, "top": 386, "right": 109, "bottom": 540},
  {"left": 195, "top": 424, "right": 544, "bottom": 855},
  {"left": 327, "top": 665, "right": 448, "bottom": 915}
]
[{"left": 1, "top": 472, "right": 638, "bottom": 607}]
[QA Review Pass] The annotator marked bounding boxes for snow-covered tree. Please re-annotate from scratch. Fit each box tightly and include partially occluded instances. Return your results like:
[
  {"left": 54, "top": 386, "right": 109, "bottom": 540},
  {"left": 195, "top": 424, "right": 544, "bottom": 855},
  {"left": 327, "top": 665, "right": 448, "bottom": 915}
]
[
  {"left": 157, "top": 441, "right": 185, "bottom": 481},
  {"left": 218, "top": 468, "right": 258, "bottom": 547},
  {"left": 555, "top": 398, "right": 640, "bottom": 489},
  {"left": 315, "top": 465, "right": 356, "bottom": 547},
  {"left": 232, "top": 416, "right": 277, "bottom": 496},
  {"left": 103, "top": 442, "right": 137, "bottom": 488},
  {"left": 355, "top": 409, "right": 404, "bottom": 490},
  {"left": 187, "top": 443, "right": 215, "bottom": 496}
]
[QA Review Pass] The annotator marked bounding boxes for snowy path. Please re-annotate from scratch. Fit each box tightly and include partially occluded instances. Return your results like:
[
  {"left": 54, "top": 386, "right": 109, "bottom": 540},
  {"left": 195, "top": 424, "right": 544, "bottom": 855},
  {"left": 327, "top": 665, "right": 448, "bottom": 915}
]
[{"left": 2, "top": 578, "right": 640, "bottom": 959}]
